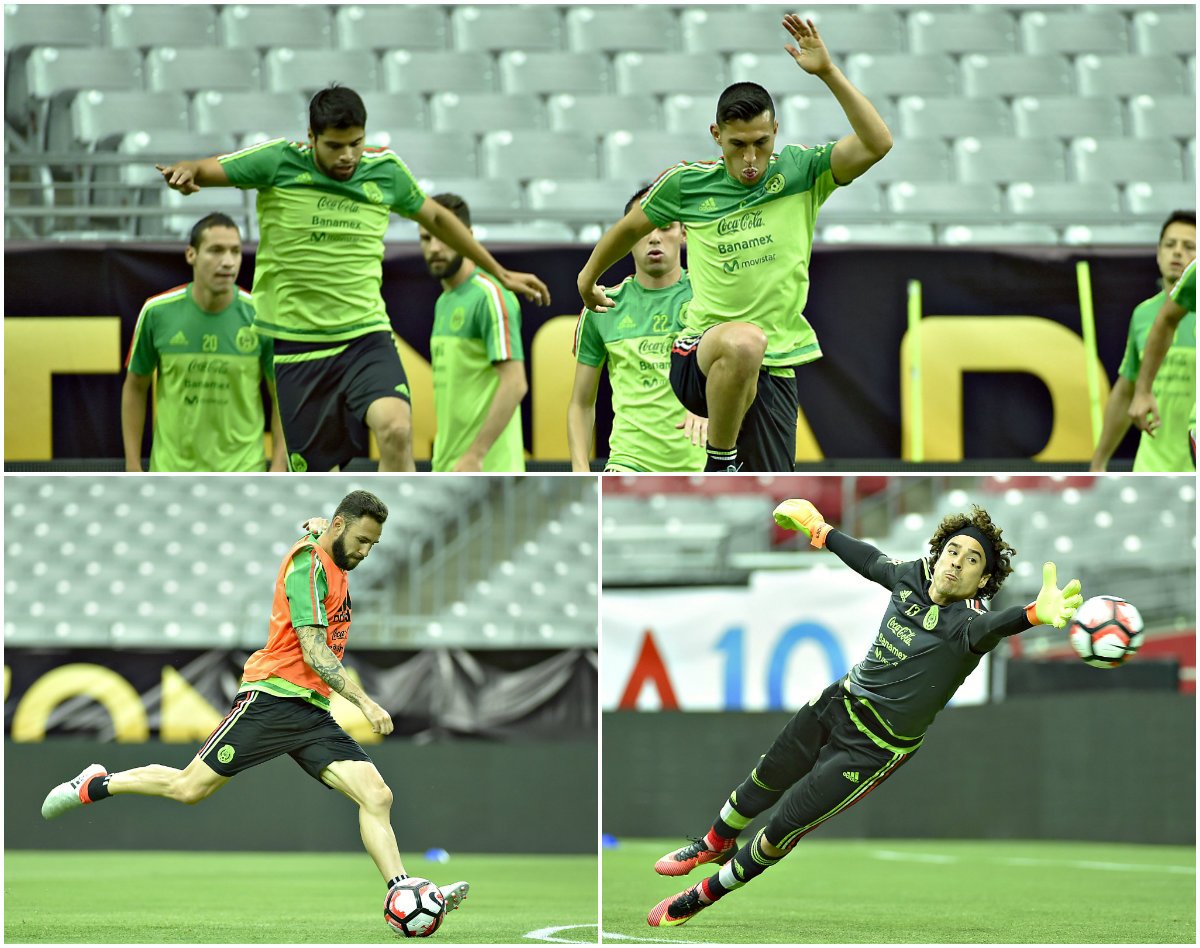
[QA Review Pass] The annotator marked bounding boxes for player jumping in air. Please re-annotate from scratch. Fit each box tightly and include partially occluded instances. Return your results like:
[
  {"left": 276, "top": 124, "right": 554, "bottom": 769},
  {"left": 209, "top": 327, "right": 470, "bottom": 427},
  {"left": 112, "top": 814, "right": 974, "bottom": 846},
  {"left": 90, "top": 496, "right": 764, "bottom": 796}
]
[
  {"left": 568, "top": 186, "right": 707, "bottom": 473},
  {"left": 157, "top": 85, "right": 550, "bottom": 473},
  {"left": 1129, "top": 257, "right": 1197, "bottom": 469},
  {"left": 41, "top": 491, "right": 469, "bottom": 923},
  {"left": 647, "top": 499, "right": 1082, "bottom": 927},
  {"left": 577, "top": 16, "right": 891, "bottom": 472}
]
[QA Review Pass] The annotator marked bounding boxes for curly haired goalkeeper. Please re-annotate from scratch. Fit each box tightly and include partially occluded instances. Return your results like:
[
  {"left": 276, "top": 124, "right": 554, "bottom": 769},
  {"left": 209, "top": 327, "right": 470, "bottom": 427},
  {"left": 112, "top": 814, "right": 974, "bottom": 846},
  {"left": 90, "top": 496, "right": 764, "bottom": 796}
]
[{"left": 648, "top": 499, "right": 1083, "bottom": 928}]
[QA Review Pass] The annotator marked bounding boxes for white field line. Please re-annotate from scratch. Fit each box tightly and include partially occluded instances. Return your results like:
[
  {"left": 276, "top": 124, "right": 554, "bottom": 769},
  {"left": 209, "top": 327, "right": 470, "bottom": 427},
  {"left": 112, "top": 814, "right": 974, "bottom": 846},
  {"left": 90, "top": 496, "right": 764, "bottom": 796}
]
[
  {"left": 524, "top": 924, "right": 707, "bottom": 944},
  {"left": 871, "top": 849, "right": 1195, "bottom": 874}
]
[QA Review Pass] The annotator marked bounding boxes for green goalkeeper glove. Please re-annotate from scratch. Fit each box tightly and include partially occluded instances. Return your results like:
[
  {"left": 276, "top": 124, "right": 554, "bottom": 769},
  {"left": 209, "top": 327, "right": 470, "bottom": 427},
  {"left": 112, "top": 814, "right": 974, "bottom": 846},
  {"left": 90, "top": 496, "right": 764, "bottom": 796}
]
[
  {"left": 1024, "top": 561, "right": 1083, "bottom": 629},
  {"left": 773, "top": 499, "right": 831, "bottom": 548}
]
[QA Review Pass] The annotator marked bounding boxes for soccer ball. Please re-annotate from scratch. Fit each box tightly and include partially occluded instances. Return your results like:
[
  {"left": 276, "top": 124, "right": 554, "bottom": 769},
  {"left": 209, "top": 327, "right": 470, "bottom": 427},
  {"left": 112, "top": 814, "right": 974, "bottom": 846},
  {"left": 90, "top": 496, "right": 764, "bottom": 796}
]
[
  {"left": 385, "top": 878, "right": 446, "bottom": 938},
  {"left": 1067, "top": 596, "right": 1145, "bottom": 668}
]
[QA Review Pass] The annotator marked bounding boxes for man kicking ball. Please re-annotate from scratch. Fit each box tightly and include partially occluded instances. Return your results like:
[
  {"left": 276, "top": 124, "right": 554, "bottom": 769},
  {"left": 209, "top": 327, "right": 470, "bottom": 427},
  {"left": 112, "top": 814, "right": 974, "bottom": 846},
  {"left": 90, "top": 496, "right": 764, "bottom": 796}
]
[
  {"left": 41, "top": 490, "right": 469, "bottom": 929},
  {"left": 648, "top": 498, "right": 1082, "bottom": 927}
]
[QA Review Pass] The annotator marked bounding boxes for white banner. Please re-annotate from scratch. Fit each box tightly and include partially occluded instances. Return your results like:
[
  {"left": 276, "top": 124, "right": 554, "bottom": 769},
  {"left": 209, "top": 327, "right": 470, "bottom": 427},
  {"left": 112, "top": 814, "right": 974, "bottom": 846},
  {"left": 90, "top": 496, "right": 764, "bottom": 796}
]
[{"left": 602, "top": 568, "right": 989, "bottom": 711}]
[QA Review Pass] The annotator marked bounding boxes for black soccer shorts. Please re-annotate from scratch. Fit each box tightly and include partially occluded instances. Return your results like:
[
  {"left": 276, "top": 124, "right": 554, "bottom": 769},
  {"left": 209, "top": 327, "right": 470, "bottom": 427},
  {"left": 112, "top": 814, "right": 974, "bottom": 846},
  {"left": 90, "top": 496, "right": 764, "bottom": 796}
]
[
  {"left": 752, "top": 678, "right": 916, "bottom": 851},
  {"left": 197, "top": 689, "right": 372, "bottom": 784},
  {"left": 669, "top": 330, "right": 800, "bottom": 472},
  {"left": 273, "top": 330, "right": 410, "bottom": 472}
]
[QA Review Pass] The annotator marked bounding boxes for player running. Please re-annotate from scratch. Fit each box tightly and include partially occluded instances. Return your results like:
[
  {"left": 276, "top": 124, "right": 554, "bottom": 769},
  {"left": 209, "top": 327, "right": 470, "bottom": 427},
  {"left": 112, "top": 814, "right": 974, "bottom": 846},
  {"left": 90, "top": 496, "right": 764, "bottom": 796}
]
[
  {"left": 41, "top": 490, "right": 470, "bottom": 924},
  {"left": 568, "top": 187, "right": 706, "bottom": 472},
  {"left": 647, "top": 498, "right": 1082, "bottom": 927},
  {"left": 577, "top": 15, "right": 891, "bottom": 472},
  {"left": 1090, "top": 210, "right": 1195, "bottom": 472},
  {"left": 1129, "top": 256, "right": 1197, "bottom": 469},
  {"left": 157, "top": 85, "right": 550, "bottom": 473}
]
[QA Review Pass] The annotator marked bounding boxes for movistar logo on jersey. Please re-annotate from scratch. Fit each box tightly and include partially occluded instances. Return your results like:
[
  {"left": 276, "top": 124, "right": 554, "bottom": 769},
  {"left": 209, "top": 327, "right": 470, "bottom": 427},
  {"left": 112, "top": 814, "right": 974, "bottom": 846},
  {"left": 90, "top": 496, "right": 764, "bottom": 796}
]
[
  {"left": 723, "top": 259, "right": 739, "bottom": 274},
  {"left": 169, "top": 330, "right": 189, "bottom": 346},
  {"left": 842, "top": 771, "right": 860, "bottom": 784},
  {"left": 617, "top": 315, "right": 635, "bottom": 330},
  {"left": 924, "top": 605, "right": 940, "bottom": 630},
  {"left": 698, "top": 197, "right": 717, "bottom": 212}
]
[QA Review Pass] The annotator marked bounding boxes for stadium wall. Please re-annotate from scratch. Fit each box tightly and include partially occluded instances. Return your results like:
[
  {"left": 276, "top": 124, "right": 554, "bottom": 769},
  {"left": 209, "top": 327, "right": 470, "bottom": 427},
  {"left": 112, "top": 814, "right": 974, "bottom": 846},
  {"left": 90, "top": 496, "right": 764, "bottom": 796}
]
[
  {"left": 6, "top": 737, "right": 596, "bottom": 854},
  {"left": 601, "top": 692, "right": 1195, "bottom": 846},
  {"left": 4, "top": 242, "right": 1159, "bottom": 464}
]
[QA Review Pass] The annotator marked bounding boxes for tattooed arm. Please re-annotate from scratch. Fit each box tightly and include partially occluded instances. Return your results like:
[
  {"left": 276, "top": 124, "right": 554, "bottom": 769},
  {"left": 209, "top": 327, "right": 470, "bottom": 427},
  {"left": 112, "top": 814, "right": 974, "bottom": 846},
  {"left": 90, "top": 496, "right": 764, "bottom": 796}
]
[{"left": 294, "top": 625, "right": 394, "bottom": 735}]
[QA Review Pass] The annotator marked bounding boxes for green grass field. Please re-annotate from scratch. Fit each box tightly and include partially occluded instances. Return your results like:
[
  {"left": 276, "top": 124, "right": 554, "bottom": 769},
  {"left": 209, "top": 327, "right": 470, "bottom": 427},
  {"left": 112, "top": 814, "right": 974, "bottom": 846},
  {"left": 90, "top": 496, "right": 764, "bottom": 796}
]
[
  {"left": 5, "top": 850, "right": 597, "bottom": 943},
  {"left": 603, "top": 838, "right": 1195, "bottom": 944}
]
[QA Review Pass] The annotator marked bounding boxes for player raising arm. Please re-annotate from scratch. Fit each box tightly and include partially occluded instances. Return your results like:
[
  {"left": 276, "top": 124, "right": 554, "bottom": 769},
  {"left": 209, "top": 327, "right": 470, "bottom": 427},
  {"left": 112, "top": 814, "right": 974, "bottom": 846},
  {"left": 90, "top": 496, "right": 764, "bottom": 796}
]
[
  {"left": 648, "top": 499, "right": 1082, "bottom": 928},
  {"left": 156, "top": 85, "right": 549, "bottom": 473},
  {"left": 577, "top": 15, "right": 891, "bottom": 471},
  {"left": 1128, "top": 257, "right": 1197, "bottom": 469},
  {"left": 40, "top": 492, "right": 470, "bottom": 928}
]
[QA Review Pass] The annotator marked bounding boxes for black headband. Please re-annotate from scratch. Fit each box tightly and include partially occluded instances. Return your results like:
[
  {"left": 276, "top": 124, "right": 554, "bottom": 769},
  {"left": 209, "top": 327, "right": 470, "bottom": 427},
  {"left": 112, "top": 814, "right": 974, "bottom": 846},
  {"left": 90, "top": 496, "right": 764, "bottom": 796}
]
[{"left": 949, "top": 525, "right": 996, "bottom": 577}]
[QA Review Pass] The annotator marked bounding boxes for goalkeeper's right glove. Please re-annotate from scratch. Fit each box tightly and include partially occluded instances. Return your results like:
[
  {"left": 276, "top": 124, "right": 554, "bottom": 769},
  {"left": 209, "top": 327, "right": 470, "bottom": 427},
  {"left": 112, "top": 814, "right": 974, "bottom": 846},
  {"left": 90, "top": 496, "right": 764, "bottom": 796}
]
[
  {"left": 773, "top": 499, "right": 831, "bottom": 548},
  {"left": 1024, "top": 561, "right": 1083, "bottom": 629}
]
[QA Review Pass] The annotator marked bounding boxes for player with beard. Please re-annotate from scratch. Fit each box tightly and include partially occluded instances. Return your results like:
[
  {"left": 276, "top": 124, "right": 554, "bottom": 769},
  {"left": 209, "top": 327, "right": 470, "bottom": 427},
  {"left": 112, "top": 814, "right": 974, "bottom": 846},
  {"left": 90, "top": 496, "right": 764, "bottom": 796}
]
[
  {"left": 419, "top": 193, "right": 527, "bottom": 472},
  {"left": 157, "top": 85, "right": 549, "bottom": 473},
  {"left": 40, "top": 490, "right": 471, "bottom": 921}
]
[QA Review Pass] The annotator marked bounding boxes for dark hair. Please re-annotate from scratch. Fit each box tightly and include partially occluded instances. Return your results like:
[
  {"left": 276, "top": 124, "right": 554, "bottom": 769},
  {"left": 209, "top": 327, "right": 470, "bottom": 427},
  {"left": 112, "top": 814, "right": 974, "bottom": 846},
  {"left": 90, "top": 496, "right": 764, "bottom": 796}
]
[
  {"left": 333, "top": 490, "right": 388, "bottom": 527},
  {"left": 1159, "top": 209, "right": 1196, "bottom": 244},
  {"left": 926, "top": 505, "right": 1014, "bottom": 600},
  {"left": 715, "top": 82, "right": 775, "bottom": 126},
  {"left": 625, "top": 185, "right": 651, "bottom": 217},
  {"left": 188, "top": 212, "right": 239, "bottom": 250},
  {"left": 432, "top": 192, "right": 471, "bottom": 228},
  {"left": 309, "top": 84, "right": 367, "bottom": 137}
]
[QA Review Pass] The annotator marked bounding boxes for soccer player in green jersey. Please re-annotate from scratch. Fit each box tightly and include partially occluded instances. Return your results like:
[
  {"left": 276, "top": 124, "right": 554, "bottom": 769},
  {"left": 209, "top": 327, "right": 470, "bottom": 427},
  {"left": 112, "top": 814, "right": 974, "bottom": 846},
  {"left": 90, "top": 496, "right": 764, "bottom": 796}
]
[
  {"left": 157, "top": 85, "right": 550, "bottom": 473},
  {"left": 568, "top": 187, "right": 707, "bottom": 472},
  {"left": 577, "top": 15, "right": 891, "bottom": 472},
  {"left": 418, "top": 193, "right": 528, "bottom": 472},
  {"left": 122, "top": 213, "right": 286, "bottom": 472},
  {"left": 648, "top": 499, "right": 1082, "bottom": 928},
  {"left": 1130, "top": 253, "right": 1198, "bottom": 469},
  {"left": 1090, "top": 210, "right": 1195, "bottom": 472}
]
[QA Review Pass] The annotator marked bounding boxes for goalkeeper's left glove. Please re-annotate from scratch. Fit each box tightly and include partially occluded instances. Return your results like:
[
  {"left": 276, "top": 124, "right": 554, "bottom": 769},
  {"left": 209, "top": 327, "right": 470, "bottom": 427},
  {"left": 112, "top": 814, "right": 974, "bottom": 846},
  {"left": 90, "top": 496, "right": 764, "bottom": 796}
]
[
  {"left": 1024, "top": 561, "right": 1083, "bottom": 628},
  {"left": 773, "top": 499, "right": 831, "bottom": 548}
]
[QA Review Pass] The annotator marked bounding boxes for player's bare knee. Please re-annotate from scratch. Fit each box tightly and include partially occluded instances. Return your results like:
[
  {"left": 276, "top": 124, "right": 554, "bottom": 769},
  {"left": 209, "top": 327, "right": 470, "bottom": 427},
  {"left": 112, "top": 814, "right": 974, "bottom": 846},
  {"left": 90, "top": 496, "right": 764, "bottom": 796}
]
[
  {"left": 719, "top": 324, "right": 768, "bottom": 369},
  {"left": 363, "top": 779, "right": 393, "bottom": 814},
  {"left": 174, "top": 779, "right": 211, "bottom": 806},
  {"left": 374, "top": 418, "right": 412, "bottom": 456}
]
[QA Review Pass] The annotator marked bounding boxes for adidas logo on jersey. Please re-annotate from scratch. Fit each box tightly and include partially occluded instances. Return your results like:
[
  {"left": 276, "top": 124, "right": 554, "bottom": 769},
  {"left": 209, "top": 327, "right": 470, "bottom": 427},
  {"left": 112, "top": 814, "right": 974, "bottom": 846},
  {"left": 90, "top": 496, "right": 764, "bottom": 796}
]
[
  {"left": 899, "top": 589, "right": 912, "bottom": 602},
  {"left": 168, "top": 331, "right": 189, "bottom": 346},
  {"left": 617, "top": 315, "right": 636, "bottom": 330},
  {"left": 698, "top": 197, "right": 717, "bottom": 212},
  {"left": 842, "top": 771, "right": 860, "bottom": 784}
]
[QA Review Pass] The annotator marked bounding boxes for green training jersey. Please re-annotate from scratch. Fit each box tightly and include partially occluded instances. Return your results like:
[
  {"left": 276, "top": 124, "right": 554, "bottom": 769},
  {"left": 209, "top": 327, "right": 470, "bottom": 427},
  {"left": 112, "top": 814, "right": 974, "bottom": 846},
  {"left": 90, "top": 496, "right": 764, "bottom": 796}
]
[
  {"left": 430, "top": 269, "right": 526, "bottom": 472},
  {"left": 1119, "top": 269, "right": 1196, "bottom": 472},
  {"left": 574, "top": 271, "right": 706, "bottom": 472},
  {"left": 219, "top": 139, "right": 426, "bottom": 343},
  {"left": 126, "top": 283, "right": 273, "bottom": 472},
  {"left": 641, "top": 143, "right": 841, "bottom": 367}
]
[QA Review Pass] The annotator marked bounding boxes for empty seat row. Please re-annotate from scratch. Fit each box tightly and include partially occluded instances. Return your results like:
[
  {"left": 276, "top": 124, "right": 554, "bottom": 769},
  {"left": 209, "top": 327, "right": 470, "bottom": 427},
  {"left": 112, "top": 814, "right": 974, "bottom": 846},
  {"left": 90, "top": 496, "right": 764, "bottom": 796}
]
[
  {"left": 60, "top": 88, "right": 1198, "bottom": 147},
  {"left": 6, "top": 5, "right": 1194, "bottom": 57},
  {"left": 19, "top": 46, "right": 1195, "bottom": 100}
]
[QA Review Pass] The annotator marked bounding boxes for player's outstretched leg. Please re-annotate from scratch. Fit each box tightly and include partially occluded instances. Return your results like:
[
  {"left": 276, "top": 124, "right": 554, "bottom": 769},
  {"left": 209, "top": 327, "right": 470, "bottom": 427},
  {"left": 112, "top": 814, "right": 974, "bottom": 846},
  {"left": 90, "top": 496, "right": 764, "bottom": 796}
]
[{"left": 40, "top": 763, "right": 107, "bottom": 819}]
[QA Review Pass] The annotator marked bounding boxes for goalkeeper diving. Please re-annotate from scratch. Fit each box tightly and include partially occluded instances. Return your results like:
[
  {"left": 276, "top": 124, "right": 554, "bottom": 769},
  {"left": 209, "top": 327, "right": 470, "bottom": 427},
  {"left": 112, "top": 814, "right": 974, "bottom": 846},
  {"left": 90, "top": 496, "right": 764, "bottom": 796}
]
[{"left": 648, "top": 499, "right": 1083, "bottom": 928}]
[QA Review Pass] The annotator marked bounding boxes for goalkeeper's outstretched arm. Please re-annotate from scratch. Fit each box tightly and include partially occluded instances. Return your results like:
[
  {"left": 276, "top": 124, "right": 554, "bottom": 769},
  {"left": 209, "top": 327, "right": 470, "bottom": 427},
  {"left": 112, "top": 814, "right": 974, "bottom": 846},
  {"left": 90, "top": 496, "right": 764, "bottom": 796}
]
[{"left": 773, "top": 498, "right": 901, "bottom": 587}]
